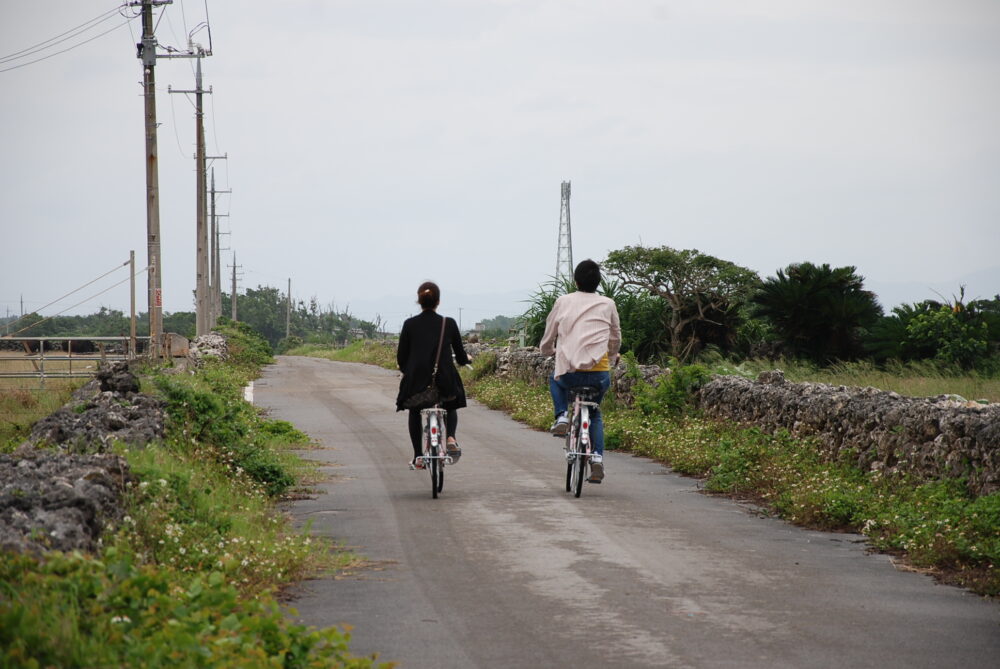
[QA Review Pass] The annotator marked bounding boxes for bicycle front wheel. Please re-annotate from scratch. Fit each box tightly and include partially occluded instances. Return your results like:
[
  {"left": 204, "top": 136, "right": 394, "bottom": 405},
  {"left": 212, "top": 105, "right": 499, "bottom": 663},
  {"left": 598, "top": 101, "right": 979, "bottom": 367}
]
[
  {"left": 574, "top": 454, "right": 585, "bottom": 497},
  {"left": 565, "top": 433, "right": 574, "bottom": 492}
]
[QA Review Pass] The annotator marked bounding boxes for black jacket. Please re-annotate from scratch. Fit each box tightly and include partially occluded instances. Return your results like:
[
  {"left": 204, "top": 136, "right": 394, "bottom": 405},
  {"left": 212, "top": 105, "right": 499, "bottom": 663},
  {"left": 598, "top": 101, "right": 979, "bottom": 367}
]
[{"left": 396, "top": 310, "right": 470, "bottom": 411}]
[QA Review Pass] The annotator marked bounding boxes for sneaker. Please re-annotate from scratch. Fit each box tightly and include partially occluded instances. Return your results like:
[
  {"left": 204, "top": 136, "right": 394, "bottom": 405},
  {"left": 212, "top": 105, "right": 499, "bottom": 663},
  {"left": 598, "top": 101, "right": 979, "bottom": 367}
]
[
  {"left": 446, "top": 441, "right": 462, "bottom": 463},
  {"left": 550, "top": 413, "right": 569, "bottom": 436},
  {"left": 589, "top": 455, "right": 604, "bottom": 483},
  {"left": 410, "top": 457, "right": 425, "bottom": 470}
]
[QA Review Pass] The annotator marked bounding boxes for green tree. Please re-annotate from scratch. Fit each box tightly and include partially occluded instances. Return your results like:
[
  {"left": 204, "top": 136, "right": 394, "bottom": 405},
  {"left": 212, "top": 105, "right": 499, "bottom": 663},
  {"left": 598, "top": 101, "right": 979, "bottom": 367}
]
[
  {"left": 603, "top": 246, "right": 759, "bottom": 362},
  {"left": 906, "top": 306, "right": 988, "bottom": 368},
  {"left": 751, "top": 262, "right": 882, "bottom": 363},
  {"left": 864, "top": 301, "right": 940, "bottom": 362}
]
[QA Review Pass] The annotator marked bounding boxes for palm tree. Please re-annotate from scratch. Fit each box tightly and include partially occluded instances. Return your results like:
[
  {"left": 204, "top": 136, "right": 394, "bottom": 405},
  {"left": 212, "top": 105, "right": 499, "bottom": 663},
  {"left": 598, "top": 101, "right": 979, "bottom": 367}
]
[{"left": 751, "top": 262, "right": 882, "bottom": 362}]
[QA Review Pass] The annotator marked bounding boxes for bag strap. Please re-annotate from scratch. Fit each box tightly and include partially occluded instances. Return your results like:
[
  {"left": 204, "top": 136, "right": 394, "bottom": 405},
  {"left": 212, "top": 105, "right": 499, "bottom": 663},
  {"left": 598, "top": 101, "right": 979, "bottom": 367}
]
[{"left": 430, "top": 316, "right": 447, "bottom": 383}]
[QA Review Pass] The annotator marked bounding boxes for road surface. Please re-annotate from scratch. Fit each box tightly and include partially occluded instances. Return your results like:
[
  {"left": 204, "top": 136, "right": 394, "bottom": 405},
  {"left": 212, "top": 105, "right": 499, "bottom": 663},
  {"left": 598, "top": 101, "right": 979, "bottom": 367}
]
[{"left": 254, "top": 356, "right": 1000, "bottom": 668}]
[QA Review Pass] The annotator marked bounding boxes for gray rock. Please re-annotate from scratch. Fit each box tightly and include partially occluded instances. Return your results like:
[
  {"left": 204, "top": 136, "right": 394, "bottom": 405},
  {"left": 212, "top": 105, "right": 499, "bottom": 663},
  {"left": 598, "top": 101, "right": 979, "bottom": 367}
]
[{"left": 0, "top": 452, "right": 134, "bottom": 554}]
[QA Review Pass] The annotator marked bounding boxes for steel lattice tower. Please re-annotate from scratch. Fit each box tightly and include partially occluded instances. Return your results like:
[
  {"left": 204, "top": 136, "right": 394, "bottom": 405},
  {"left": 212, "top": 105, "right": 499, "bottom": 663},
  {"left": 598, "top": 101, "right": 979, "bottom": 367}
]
[{"left": 555, "top": 180, "right": 573, "bottom": 282}]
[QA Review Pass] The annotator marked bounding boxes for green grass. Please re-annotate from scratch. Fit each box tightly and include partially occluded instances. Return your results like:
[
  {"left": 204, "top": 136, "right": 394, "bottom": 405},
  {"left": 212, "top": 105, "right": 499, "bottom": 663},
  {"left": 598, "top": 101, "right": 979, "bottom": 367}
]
[
  {"left": 468, "top": 372, "right": 1000, "bottom": 598},
  {"left": 1, "top": 322, "right": 389, "bottom": 667},
  {"left": 0, "top": 384, "right": 82, "bottom": 453}
]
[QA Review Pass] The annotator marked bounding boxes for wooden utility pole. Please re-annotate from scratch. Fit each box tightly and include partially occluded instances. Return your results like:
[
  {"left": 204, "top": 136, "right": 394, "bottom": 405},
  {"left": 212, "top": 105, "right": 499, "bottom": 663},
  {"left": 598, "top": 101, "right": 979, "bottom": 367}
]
[
  {"left": 194, "top": 55, "right": 208, "bottom": 335},
  {"left": 135, "top": 1, "right": 169, "bottom": 356},
  {"left": 208, "top": 164, "right": 230, "bottom": 328},
  {"left": 286, "top": 278, "right": 291, "bottom": 339},
  {"left": 129, "top": 250, "right": 137, "bottom": 357},
  {"left": 209, "top": 168, "right": 217, "bottom": 328},
  {"left": 170, "top": 51, "right": 211, "bottom": 335},
  {"left": 230, "top": 254, "right": 240, "bottom": 321}
]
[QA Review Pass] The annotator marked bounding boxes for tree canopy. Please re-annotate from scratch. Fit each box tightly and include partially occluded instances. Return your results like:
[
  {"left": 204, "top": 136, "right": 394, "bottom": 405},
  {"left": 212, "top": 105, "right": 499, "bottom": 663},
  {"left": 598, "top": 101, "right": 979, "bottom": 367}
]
[
  {"left": 751, "top": 262, "right": 882, "bottom": 362},
  {"left": 602, "top": 246, "right": 759, "bottom": 361}
]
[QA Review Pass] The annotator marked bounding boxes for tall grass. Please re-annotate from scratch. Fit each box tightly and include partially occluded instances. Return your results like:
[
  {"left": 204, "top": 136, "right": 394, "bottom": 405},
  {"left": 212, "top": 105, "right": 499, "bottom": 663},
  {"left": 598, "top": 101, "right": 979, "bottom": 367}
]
[
  {"left": 0, "top": 384, "right": 80, "bottom": 452},
  {"left": 709, "top": 356, "right": 1000, "bottom": 403}
]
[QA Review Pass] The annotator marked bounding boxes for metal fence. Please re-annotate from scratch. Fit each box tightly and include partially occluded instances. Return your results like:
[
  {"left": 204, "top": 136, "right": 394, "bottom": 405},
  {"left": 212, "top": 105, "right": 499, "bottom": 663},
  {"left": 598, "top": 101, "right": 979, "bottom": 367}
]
[{"left": 0, "top": 336, "right": 149, "bottom": 389}]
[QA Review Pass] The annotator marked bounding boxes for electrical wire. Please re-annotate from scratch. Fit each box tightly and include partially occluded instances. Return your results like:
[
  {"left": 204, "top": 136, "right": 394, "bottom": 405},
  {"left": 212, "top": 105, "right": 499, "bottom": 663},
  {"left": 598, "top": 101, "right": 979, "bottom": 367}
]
[
  {"left": 6, "top": 267, "right": 150, "bottom": 338},
  {"left": 169, "top": 91, "right": 189, "bottom": 158},
  {"left": 0, "top": 6, "right": 123, "bottom": 63},
  {"left": 0, "top": 18, "right": 136, "bottom": 74},
  {"left": 1, "top": 261, "right": 131, "bottom": 333}
]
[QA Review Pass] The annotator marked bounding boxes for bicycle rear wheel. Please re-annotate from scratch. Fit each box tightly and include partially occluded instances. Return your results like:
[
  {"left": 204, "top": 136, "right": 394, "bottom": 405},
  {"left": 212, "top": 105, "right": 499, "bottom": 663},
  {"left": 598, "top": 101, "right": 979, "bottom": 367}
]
[
  {"left": 573, "top": 413, "right": 586, "bottom": 498},
  {"left": 430, "top": 451, "right": 439, "bottom": 498}
]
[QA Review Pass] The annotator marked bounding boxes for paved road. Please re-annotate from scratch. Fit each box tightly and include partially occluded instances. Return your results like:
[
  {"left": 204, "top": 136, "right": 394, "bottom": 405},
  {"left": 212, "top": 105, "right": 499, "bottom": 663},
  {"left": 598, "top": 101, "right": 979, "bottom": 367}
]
[{"left": 254, "top": 356, "right": 1000, "bottom": 669}]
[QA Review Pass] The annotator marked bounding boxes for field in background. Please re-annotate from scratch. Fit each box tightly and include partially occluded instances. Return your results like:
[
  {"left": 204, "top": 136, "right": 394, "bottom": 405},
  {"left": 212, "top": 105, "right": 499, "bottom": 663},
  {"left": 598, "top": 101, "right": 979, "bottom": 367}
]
[{"left": 732, "top": 357, "right": 1000, "bottom": 404}]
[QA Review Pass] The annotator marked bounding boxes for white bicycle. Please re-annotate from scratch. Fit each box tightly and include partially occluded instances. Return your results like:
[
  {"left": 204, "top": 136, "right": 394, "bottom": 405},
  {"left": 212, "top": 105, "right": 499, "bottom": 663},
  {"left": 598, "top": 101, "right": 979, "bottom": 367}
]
[
  {"left": 563, "top": 385, "right": 601, "bottom": 498},
  {"left": 417, "top": 405, "right": 452, "bottom": 498}
]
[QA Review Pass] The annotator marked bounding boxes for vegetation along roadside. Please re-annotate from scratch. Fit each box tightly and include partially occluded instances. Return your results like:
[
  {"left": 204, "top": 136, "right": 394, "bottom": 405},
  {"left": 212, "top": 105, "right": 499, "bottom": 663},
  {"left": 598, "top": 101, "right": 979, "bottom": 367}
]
[
  {"left": 1, "top": 320, "right": 391, "bottom": 668},
  {"left": 299, "top": 341, "right": 999, "bottom": 599}
]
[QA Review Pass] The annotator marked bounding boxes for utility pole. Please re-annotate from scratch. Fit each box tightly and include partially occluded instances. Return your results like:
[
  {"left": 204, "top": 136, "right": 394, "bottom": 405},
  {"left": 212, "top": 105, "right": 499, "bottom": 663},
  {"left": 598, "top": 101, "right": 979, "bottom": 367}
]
[
  {"left": 555, "top": 180, "right": 573, "bottom": 282},
  {"left": 208, "top": 164, "right": 230, "bottom": 328},
  {"left": 285, "top": 278, "right": 291, "bottom": 339},
  {"left": 229, "top": 254, "right": 241, "bottom": 321},
  {"left": 170, "top": 49, "right": 212, "bottom": 335},
  {"left": 134, "top": 0, "right": 170, "bottom": 357},
  {"left": 129, "top": 250, "right": 137, "bottom": 357}
]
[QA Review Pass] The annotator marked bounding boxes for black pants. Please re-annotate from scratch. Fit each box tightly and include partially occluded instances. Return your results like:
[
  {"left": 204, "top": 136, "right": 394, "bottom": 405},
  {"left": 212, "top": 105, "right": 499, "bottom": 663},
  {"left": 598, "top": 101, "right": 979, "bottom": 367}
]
[{"left": 408, "top": 409, "right": 458, "bottom": 458}]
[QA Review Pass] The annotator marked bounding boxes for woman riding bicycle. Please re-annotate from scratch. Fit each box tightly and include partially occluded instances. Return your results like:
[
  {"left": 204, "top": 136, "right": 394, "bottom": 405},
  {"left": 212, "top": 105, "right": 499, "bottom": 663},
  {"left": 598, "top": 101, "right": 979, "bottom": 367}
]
[
  {"left": 539, "top": 260, "right": 621, "bottom": 482},
  {"left": 396, "top": 281, "right": 470, "bottom": 469}
]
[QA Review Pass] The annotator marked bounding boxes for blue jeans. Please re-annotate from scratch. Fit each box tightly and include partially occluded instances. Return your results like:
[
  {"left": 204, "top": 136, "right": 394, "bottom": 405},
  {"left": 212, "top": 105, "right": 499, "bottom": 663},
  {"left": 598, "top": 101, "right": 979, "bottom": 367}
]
[{"left": 549, "top": 371, "right": 611, "bottom": 455}]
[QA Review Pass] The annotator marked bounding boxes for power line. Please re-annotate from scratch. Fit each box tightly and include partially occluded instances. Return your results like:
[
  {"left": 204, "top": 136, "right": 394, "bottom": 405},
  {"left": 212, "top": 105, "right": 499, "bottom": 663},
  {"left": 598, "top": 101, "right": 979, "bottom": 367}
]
[
  {"left": 0, "top": 6, "right": 125, "bottom": 63},
  {"left": 6, "top": 267, "right": 150, "bottom": 338},
  {"left": 0, "top": 11, "right": 141, "bottom": 72},
  {"left": 3, "top": 261, "right": 132, "bottom": 333}
]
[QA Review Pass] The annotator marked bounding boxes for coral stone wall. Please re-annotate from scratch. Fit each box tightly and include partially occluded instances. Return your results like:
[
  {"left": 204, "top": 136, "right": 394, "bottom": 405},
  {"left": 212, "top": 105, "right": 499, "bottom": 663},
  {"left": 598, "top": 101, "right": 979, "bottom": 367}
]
[
  {"left": 470, "top": 344, "right": 1000, "bottom": 496},
  {"left": 697, "top": 372, "right": 1000, "bottom": 496}
]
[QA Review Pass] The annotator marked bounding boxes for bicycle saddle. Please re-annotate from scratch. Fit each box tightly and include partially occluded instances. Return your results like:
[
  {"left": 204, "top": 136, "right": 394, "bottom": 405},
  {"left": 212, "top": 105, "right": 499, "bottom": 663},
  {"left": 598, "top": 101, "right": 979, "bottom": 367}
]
[{"left": 568, "top": 385, "right": 601, "bottom": 401}]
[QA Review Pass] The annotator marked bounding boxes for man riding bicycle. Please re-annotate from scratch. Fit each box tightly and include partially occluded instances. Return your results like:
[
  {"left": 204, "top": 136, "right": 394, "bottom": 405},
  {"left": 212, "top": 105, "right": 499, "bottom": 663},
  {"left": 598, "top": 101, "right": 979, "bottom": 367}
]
[{"left": 539, "top": 259, "right": 621, "bottom": 483}]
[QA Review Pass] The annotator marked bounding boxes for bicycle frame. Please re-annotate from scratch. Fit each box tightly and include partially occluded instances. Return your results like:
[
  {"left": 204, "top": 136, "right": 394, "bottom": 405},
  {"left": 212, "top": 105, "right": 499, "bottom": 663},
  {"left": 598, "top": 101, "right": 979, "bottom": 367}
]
[
  {"left": 566, "top": 394, "right": 599, "bottom": 458},
  {"left": 420, "top": 406, "right": 451, "bottom": 498},
  {"left": 420, "top": 406, "right": 452, "bottom": 466},
  {"left": 565, "top": 388, "right": 600, "bottom": 497}
]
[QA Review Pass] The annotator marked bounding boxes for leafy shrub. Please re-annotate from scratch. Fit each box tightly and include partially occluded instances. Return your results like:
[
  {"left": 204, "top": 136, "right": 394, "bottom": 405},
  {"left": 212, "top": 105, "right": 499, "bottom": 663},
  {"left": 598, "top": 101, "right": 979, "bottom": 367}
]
[
  {"left": 0, "top": 551, "right": 379, "bottom": 668},
  {"left": 632, "top": 360, "right": 711, "bottom": 416},
  {"left": 216, "top": 318, "right": 274, "bottom": 368},
  {"left": 466, "top": 351, "right": 498, "bottom": 382},
  {"left": 153, "top": 370, "right": 295, "bottom": 498}
]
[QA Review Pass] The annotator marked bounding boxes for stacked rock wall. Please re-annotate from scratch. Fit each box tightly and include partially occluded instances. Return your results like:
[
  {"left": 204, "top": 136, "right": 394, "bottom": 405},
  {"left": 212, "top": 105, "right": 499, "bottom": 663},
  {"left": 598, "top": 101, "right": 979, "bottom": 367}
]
[
  {"left": 697, "top": 372, "right": 1000, "bottom": 496},
  {"left": 470, "top": 345, "right": 1000, "bottom": 496},
  {"left": 2, "top": 332, "right": 233, "bottom": 555}
]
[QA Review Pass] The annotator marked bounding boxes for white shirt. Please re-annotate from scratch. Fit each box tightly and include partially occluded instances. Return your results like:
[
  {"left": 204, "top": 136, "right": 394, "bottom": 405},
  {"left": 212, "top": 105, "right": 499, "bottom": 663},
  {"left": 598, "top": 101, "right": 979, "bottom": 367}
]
[{"left": 539, "top": 290, "right": 622, "bottom": 379}]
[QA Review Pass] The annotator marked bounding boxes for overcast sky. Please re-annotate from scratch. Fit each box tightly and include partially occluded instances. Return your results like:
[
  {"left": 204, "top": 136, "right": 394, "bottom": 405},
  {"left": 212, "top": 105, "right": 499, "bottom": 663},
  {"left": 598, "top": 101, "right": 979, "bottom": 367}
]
[{"left": 2, "top": 0, "right": 998, "bottom": 333}]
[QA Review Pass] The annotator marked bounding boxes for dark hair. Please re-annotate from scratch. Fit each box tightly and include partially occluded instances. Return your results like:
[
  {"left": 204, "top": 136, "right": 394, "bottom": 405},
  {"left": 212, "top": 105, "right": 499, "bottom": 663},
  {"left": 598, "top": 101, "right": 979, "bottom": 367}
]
[
  {"left": 417, "top": 281, "right": 440, "bottom": 309},
  {"left": 574, "top": 259, "right": 601, "bottom": 293}
]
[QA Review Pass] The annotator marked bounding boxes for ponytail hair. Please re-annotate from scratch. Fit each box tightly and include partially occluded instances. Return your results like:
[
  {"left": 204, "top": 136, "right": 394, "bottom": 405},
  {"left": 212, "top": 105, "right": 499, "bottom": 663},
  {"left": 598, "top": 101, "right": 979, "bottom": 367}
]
[{"left": 417, "top": 281, "right": 440, "bottom": 309}]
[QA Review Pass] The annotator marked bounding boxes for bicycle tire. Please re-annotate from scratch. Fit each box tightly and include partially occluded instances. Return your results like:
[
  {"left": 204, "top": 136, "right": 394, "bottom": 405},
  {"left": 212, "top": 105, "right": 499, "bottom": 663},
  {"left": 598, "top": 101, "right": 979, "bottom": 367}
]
[
  {"left": 430, "top": 447, "right": 440, "bottom": 499},
  {"left": 573, "top": 412, "right": 585, "bottom": 497},
  {"left": 436, "top": 453, "right": 444, "bottom": 494},
  {"left": 565, "top": 430, "right": 574, "bottom": 491}
]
